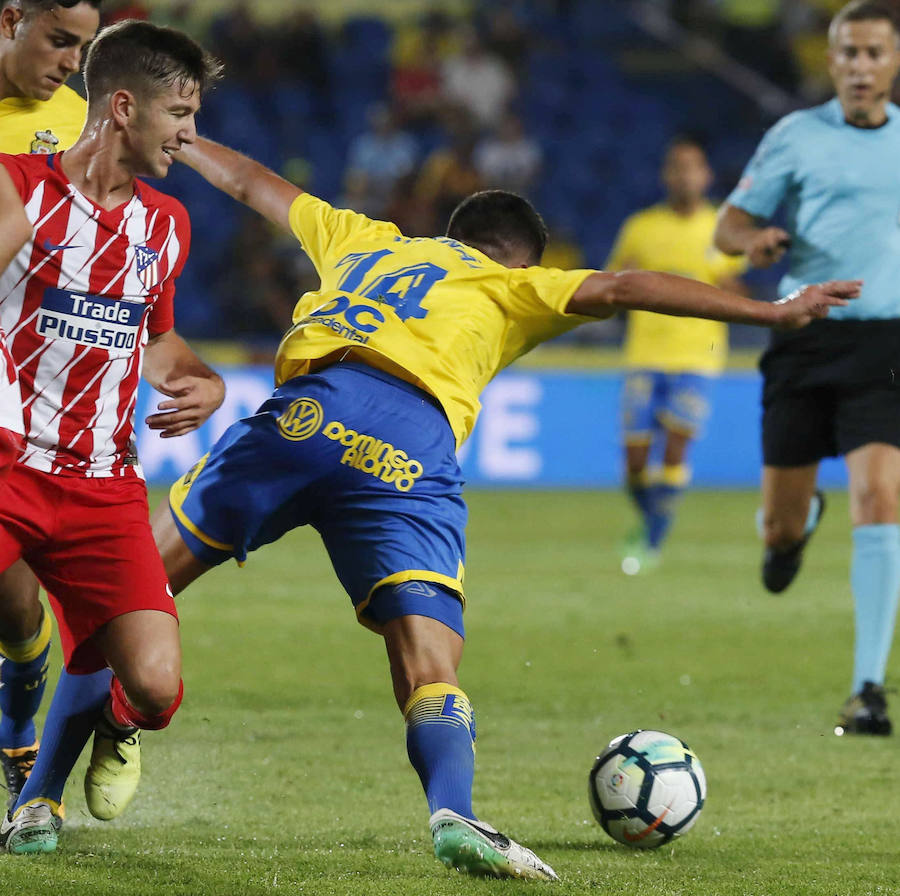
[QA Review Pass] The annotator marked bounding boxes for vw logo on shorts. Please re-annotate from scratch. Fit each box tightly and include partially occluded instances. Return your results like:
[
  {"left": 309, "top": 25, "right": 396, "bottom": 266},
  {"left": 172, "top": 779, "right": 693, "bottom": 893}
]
[{"left": 276, "top": 397, "right": 324, "bottom": 441}]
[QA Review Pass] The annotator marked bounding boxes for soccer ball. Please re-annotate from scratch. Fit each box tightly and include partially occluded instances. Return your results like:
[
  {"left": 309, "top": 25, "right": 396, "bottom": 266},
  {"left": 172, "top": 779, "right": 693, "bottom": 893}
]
[{"left": 588, "top": 729, "right": 706, "bottom": 849}]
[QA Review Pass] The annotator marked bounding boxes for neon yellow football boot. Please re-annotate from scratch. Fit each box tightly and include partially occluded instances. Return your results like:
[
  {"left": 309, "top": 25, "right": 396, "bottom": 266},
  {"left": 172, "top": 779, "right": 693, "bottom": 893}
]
[{"left": 84, "top": 721, "right": 141, "bottom": 820}]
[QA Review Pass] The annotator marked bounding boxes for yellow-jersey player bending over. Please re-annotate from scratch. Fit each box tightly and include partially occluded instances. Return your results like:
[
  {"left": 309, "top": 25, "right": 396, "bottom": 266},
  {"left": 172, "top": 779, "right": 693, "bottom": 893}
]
[
  {"left": 146, "top": 136, "right": 851, "bottom": 881},
  {"left": 606, "top": 135, "right": 746, "bottom": 574}
]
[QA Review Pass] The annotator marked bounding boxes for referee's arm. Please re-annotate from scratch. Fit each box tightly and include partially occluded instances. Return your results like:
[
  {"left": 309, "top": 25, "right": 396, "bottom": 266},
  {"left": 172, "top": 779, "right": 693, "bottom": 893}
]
[{"left": 715, "top": 203, "right": 791, "bottom": 269}]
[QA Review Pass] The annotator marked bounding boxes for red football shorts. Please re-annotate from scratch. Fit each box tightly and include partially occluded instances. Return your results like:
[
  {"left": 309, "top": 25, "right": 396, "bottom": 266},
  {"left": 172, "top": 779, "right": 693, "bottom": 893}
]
[{"left": 0, "top": 464, "right": 177, "bottom": 673}]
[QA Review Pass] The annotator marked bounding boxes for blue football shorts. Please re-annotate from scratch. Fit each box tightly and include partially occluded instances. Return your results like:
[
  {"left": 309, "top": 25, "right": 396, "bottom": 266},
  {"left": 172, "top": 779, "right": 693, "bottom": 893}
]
[
  {"left": 622, "top": 370, "right": 714, "bottom": 443},
  {"left": 168, "top": 362, "right": 468, "bottom": 636}
]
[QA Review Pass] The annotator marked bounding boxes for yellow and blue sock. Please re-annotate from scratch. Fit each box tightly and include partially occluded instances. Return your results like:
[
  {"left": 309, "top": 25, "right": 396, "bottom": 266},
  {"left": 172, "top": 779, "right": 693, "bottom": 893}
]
[
  {"left": 851, "top": 524, "right": 900, "bottom": 693},
  {"left": 405, "top": 683, "right": 475, "bottom": 818},
  {"left": 15, "top": 667, "right": 112, "bottom": 810},
  {"left": 645, "top": 464, "right": 690, "bottom": 550},
  {"left": 0, "top": 610, "right": 52, "bottom": 750}
]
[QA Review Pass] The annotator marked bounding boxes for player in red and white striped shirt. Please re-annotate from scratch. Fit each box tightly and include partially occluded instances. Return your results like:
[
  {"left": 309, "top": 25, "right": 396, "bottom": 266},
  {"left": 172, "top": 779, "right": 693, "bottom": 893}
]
[
  {"left": 0, "top": 0, "right": 104, "bottom": 814},
  {"left": 0, "top": 20, "right": 223, "bottom": 853}
]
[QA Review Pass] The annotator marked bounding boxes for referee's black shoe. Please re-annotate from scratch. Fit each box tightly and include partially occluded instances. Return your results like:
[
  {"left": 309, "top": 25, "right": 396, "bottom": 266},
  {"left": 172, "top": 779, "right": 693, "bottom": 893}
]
[
  {"left": 762, "top": 490, "right": 826, "bottom": 593},
  {"left": 834, "top": 682, "right": 892, "bottom": 736}
]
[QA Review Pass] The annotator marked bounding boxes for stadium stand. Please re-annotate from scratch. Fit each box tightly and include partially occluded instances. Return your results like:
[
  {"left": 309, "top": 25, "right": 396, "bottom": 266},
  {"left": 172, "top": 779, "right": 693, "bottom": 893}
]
[{"left": 125, "top": 1, "right": 826, "bottom": 350}]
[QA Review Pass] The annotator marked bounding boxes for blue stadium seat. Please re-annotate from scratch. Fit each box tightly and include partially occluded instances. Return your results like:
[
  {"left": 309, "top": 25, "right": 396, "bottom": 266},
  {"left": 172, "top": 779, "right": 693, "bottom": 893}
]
[{"left": 340, "top": 16, "right": 392, "bottom": 62}]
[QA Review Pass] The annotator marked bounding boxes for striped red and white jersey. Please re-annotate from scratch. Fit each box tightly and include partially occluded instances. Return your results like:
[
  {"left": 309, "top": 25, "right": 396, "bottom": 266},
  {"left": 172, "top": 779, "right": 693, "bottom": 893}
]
[{"left": 0, "top": 151, "right": 189, "bottom": 478}]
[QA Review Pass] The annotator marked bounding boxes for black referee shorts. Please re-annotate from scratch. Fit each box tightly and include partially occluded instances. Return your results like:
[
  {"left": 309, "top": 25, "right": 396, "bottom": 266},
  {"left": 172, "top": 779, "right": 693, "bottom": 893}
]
[{"left": 760, "top": 319, "right": 900, "bottom": 467}]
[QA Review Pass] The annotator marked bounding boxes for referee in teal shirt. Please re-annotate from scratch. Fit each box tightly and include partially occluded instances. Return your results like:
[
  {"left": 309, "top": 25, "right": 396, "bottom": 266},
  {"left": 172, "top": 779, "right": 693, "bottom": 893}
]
[{"left": 716, "top": 0, "right": 900, "bottom": 736}]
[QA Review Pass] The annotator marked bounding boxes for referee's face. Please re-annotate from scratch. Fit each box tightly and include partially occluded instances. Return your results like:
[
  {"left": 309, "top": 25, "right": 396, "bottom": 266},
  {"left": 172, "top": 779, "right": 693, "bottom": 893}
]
[{"left": 828, "top": 19, "right": 900, "bottom": 127}]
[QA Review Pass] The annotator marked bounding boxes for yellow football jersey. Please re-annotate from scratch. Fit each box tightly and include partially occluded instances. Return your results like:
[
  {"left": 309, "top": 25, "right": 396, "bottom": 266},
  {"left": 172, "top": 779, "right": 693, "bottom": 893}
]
[
  {"left": 606, "top": 202, "right": 745, "bottom": 374},
  {"left": 0, "top": 84, "right": 86, "bottom": 154},
  {"left": 277, "top": 193, "right": 597, "bottom": 447}
]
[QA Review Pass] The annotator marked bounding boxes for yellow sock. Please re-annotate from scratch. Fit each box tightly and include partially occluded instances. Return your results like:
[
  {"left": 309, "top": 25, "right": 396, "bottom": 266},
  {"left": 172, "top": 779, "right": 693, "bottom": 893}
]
[{"left": 0, "top": 609, "right": 51, "bottom": 663}]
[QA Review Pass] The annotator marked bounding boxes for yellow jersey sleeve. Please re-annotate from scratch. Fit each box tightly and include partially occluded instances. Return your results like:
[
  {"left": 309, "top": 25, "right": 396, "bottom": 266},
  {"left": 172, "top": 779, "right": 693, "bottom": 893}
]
[
  {"left": 287, "top": 192, "right": 402, "bottom": 274},
  {"left": 507, "top": 265, "right": 599, "bottom": 318},
  {"left": 497, "top": 266, "right": 597, "bottom": 370},
  {"left": 0, "top": 85, "right": 86, "bottom": 154}
]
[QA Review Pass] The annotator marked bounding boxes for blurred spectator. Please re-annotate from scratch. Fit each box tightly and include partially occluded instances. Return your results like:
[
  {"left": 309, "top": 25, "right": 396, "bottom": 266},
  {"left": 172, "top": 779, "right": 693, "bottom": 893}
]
[
  {"left": 392, "top": 10, "right": 459, "bottom": 69},
  {"left": 390, "top": 11, "right": 458, "bottom": 128},
  {"left": 387, "top": 178, "right": 439, "bottom": 237},
  {"left": 337, "top": 169, "right": 388, "bottom": 219},
  {"left": 102, "top": 0, "right": 148, "bottom": 23},
  {"left": 217, "top": 214, "right": 296, "bottom": 339},
  {"left": 415, "top": 114, "right": 484, "bottom": 232},
  {"left": 273, "top": 10, "right": 331, "bottom": 92},
  {"left": 209, "top": 1, "right": 266, "bottom": 84},
  {"left": 711, "top": 0, "right": 800, "bottom": 90},
  {"left": 344, "top": 103, "right": 418, "bottom": 215},
  {"left": 216, "top": 212, "right": 315, "bottom": 347},
  {"left": 782, "top": 0, "right": 841, "bottom": 101},
  {"left": 150, "top": 0, "right": 209, "bottom": 42},
  {"left": 480, "top": 7, "right": 531, "bottom": 75},
  {"left": 474, "top": 111, "right": 542, "bottom": 195},
  {"left": 440, "top": 25, "right": 516, "bottom": 126}
]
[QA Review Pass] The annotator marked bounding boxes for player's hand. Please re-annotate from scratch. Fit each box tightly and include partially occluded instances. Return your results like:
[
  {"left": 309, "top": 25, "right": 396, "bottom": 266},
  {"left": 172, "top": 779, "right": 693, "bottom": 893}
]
[
  {"left": 748, "top": 227, "right": 791, "bottom": 268},
  {"left": 773, "top": 279, "right": 862, "bottom": 329},
  {"left": 145, "top": 374, "right": 225, "bottom": 438}
]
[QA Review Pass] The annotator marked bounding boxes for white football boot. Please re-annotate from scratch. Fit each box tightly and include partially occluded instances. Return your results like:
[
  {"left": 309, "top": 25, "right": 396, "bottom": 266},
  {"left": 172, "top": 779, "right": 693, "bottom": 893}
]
[{"left": 430, "top": 808, "right": 559, "bottom": 881}]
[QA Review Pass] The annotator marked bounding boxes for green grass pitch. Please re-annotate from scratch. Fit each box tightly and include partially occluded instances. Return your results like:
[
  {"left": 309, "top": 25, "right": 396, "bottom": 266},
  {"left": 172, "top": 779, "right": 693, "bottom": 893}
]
[{"left": 3, "top": 488, "right": 899, "bottom": 895}]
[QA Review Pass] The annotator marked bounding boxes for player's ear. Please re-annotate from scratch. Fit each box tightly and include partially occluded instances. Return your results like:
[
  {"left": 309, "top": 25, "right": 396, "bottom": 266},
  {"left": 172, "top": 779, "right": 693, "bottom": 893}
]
[
  {"left": 109, "top": 89, "right": 138, "bottom": 128},
  {"left": 0, "top": 6, "right": 24, "bottom": 40}
]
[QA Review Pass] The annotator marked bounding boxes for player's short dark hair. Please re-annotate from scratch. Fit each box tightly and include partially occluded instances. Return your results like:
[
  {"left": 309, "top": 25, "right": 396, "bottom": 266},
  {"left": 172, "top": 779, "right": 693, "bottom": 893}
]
[
  {"left": 84, "top": 20, "right": 222, "bottom": 109},
  {"left": 446, "top": 190, "right": 548, "bottom": 266},
  {"left": 829, "top": 0, "right": 900, "bottom": 41}
]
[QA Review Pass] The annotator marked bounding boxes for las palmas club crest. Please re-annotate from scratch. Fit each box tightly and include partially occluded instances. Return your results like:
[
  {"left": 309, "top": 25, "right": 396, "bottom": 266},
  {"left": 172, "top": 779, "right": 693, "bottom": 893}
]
[{"left": 135, "top": 245, "right": 159, "bottom": 290}]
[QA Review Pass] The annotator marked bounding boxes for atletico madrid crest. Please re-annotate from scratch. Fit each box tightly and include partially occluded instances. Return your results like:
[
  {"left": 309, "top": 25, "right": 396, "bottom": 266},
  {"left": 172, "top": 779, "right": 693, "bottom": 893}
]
[{"left": 134, "top": 245, "right": 159, "bottom": 290}]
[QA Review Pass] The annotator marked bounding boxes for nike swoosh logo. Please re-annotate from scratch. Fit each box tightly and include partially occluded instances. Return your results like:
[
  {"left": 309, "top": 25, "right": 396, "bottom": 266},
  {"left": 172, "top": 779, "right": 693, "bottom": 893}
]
[
  {"left": 43, "top": 239, "right": 81, "bottom": 253},
  {"left": 435, "top": 817, "right": 511, "bottom": 850},
  {"left": 470, "top": 822, "right": 510, "bottom": 850}
]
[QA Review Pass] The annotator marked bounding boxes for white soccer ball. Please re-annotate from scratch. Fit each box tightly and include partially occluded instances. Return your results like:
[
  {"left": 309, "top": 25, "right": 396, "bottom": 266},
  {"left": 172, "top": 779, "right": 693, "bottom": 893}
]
[{"left": 588, "top": 729, "right": 706, "bottom": 849}]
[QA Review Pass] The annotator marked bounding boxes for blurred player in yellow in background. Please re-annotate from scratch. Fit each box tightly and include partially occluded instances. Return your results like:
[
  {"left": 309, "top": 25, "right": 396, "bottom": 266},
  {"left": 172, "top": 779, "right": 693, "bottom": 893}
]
[
  {"left": 0, "top": 0, "right": 104, "bottom": 813},
  {"left": 606, "top": 135, "right": 746, "bottom": 574}
]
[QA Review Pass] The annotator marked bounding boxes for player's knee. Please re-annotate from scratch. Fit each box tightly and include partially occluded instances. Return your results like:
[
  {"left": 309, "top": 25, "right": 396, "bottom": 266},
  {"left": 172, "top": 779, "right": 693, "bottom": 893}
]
[
  {"left": 852, "top": 480, "right": 900, "bottom": 525},
  {"left": 0, "top": 590, "right": 44, "bottom": 643},
  {"left": 391, "top": 662, "right": 459, "bottom": 711},
  {"left": 112, "top": 675, "right": 183, "bottom": 730},
  {"left": 120, "top": 662, "right": 181, "bottom": 718}
]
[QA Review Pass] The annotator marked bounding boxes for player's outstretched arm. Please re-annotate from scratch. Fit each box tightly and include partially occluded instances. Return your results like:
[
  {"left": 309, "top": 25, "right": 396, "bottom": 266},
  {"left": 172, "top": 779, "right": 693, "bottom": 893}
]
[
  {"left": 178, "top": 137, "right": 302, "bottom": 232},
  {"left": 714, "top": 203, "right": 791, "bottom": 268},
  {"left": 142, "top": 329, "right": 225, "bottom": 438},
  {"left": 0, "top": 167, "right": 32, "bottom": 271},
  {"left": 566, "top": 270, "right": 860, "bottom": 329}
]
